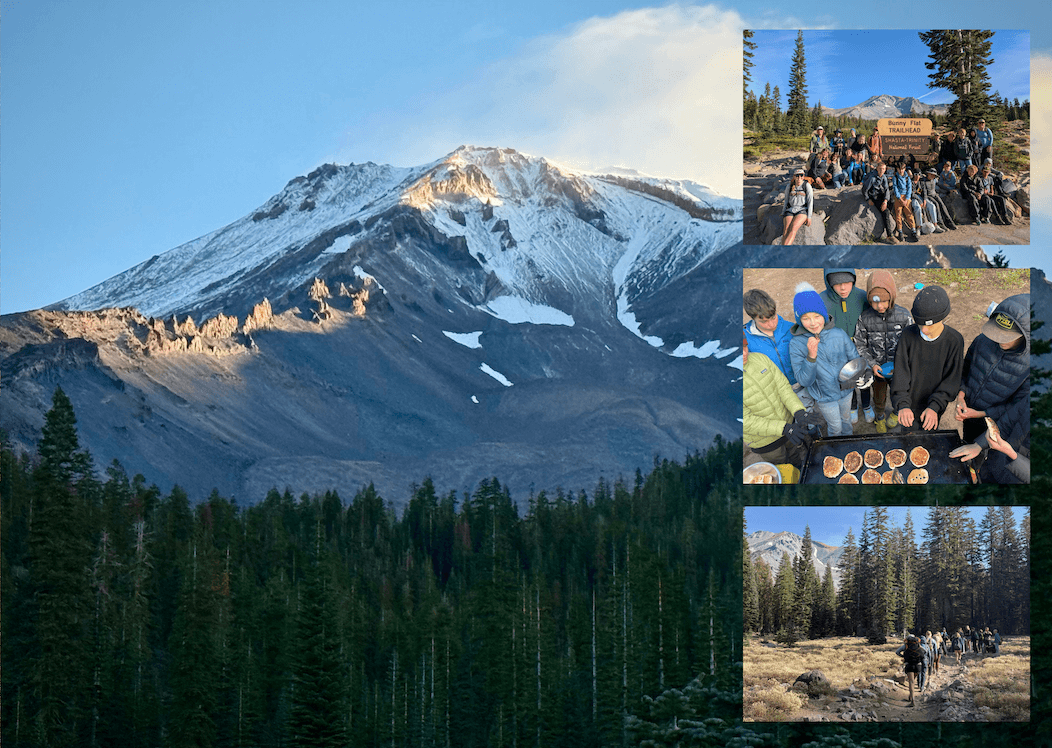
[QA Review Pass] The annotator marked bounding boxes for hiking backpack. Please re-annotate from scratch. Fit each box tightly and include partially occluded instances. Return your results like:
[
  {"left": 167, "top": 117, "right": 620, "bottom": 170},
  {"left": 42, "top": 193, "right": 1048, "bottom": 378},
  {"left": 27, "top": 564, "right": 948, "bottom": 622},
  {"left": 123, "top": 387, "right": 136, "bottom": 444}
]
[{"left": 903, "top": 636, "right": 925, "bottom": 664}]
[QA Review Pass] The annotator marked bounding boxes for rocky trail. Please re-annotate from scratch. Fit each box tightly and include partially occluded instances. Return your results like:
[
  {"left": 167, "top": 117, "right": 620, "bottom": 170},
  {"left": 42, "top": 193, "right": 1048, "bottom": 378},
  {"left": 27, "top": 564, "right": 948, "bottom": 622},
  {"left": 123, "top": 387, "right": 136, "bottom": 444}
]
[{"left": 793, "top": 654, "right": 998, "bottom": 722}]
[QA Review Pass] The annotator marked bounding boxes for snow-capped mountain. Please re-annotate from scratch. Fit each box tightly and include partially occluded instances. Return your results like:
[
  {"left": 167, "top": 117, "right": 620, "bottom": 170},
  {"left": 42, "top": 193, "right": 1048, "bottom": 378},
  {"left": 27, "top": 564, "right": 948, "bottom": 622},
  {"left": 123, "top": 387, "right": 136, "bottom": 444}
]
[
  {"left": 2, "top": 146, "right": 745, "bottom": 505},
  {"left": 822, "top": 95, "right": 949, "bottom": 121},
  {"left": 746, "top": 530, "right": 845, "bottom": 589}
]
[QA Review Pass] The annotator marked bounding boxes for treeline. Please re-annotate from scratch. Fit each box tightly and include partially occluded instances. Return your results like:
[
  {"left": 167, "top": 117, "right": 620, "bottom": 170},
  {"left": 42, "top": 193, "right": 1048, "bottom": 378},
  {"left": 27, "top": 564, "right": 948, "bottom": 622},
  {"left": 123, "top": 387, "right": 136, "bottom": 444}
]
[
  {"left": 1, "top": 388, "right": 744, "bottom": 748},
  {"left": 745, "top": 507, "right": 1030, "bottom": 643},
  {"left": 743, "top": 29, "right": 1030, "bottom": 138}
]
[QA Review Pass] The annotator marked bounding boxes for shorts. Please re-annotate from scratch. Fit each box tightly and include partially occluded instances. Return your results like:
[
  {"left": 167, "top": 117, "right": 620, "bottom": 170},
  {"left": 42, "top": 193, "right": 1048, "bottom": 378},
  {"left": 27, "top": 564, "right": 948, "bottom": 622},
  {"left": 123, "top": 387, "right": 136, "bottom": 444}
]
[
  {"left": 783, "top": 207, "right": 807, "bottom": 218},
  {"left": 904, "top": 661, "right": 922, "bottom": 674}
]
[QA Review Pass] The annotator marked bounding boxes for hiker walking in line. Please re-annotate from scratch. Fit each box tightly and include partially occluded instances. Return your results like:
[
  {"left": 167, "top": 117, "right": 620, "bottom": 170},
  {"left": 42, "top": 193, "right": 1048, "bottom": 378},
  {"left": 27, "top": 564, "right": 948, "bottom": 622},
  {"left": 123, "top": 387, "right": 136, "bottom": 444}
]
[
  {"left": 951, "top": 629, "right": 965, "bottom": 665},
  {"left": 971, "top": 626, "right": 980, "bottom": 654},
  {"left": 896, "top": 633, "right": 926, "bottom": 706}
]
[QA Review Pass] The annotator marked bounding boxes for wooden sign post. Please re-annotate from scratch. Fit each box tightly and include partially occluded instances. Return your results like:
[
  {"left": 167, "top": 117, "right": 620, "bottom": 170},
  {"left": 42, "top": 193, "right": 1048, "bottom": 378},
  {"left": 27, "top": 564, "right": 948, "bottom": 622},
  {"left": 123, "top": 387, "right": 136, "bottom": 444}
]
[{"left": 878, "top": 118, "right": 933, "bottom": 157}]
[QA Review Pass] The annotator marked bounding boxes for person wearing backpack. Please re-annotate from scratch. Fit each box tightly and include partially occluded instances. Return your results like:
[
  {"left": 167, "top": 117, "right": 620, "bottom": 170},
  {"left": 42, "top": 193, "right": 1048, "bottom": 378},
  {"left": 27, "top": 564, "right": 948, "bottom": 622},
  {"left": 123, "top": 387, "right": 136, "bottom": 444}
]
[{"left": 896, "top": 633, "right": 926, "bottom": 706}]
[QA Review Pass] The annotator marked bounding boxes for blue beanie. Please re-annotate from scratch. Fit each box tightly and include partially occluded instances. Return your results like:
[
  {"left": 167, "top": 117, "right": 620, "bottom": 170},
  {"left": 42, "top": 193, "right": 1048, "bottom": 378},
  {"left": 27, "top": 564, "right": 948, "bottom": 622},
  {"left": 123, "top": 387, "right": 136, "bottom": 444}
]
[{"left": 793, "top": 282, "right": 828, "bottom": 325}]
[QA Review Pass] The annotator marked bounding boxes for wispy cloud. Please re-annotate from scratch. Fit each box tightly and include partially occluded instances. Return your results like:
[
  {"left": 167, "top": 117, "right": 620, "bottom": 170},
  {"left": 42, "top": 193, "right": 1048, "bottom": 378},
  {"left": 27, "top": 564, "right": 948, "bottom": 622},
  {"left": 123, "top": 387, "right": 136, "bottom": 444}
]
[{"left": 338, "top": 5, "right": 746, "bottom": 197}]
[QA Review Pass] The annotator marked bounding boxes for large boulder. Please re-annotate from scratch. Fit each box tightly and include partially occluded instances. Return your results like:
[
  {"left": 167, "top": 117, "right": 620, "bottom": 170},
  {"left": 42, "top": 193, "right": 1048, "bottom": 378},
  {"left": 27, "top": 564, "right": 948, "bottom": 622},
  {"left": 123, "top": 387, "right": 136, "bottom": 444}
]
[
  {"left": 764, "top": 209, "right": 827, "bottom": 245},
  {"left": 824, "top": 195, "right": 895, "bottom": 244}
]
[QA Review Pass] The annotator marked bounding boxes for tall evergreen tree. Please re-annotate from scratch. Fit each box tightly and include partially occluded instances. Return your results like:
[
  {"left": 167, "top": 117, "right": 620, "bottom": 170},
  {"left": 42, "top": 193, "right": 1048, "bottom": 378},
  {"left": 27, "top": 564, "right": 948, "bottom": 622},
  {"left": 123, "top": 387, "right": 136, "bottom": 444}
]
[
  {"left": 918, "top": 30, "right": 996, "bottom": 121},
  {"left": 743, "top": 30, "right": 756, "bottom": 101},
  {"left": 786, "top": 31, "right": 809, "bottom": 135}
]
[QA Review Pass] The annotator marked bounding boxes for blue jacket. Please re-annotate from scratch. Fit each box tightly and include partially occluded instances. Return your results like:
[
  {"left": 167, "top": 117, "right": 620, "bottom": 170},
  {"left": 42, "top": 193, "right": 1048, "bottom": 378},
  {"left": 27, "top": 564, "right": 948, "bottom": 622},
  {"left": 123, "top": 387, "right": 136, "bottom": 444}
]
[
  {"left": 938, "top": 170, "right": 957, "bottom": 193},
  {"left": 976, "top": 127, "right": 993, "bottom": 150},
  {"left": 744, "top": 317, "right": 797, "bottom": 386},
  {"left": 789, "top": 320, "right": 859, "bottom": 403},
  {"left": 961, "top": 293, "right": 1030, "bottom": 423},
  {"left": 892, "top": 171, "right": 912, "bottom": 200}
]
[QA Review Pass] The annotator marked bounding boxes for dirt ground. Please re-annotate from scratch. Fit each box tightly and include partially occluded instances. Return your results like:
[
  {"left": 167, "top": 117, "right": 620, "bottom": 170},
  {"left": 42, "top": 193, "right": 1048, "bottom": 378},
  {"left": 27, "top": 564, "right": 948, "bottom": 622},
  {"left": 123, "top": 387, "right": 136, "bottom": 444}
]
[
  {"left": 744, "top": 635, "right": 1030, "bottom": 723},
  {"left": 741, "top": 267, "right": 1030, "bottom": 467}
]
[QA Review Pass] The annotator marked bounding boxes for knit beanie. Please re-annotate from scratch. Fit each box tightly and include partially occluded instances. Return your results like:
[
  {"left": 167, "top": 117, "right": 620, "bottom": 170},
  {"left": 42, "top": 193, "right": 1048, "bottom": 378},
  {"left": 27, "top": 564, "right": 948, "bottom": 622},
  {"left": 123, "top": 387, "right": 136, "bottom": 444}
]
[
  {"left": 827, "top": 271, "right": 855, "bottom": 287},
  {"left": 912, "top": 285, "right": 951, "bottom": 326},
  {"left": 793, "top": 282, "right": 828, "bottom": 325}
]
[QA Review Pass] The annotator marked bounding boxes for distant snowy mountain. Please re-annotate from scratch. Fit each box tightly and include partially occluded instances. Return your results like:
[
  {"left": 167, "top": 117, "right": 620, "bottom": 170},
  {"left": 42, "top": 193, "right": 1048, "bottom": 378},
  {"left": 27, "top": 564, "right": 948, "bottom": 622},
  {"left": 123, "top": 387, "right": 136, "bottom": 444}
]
[
  {"left": 746, "top": 530, "right": 845, "bottom": 589},
  {"left": 3, "top": 146, "right": 745, "bottom": 505},
  {"left": 822, "top": 95, "right": 949, "bottom": 121}
]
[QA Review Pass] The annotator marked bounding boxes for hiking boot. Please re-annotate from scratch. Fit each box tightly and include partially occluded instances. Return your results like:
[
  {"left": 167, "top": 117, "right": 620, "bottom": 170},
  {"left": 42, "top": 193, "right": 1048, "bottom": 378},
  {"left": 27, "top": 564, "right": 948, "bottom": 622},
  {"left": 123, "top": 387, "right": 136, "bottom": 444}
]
[
  {"left": 947, "top": 223, "right": 958, "bottom": 230},
  {"left": 934, "top": 225, "right": 945, "bottom": 233},
  {"left": 863, "top": 406, "right": 875, "bottom": 423},
  {"left": 887, "top": 412, "right": 899, "bottom": 428},
  {"left": 874, "top": 417, "right": 887, "bottom": 434},
  {"left": 886, "top": 233, "right": 899, "bottom": 244},
  {"left": 907, "top": 230, "right": 919, "bottom": 242}
]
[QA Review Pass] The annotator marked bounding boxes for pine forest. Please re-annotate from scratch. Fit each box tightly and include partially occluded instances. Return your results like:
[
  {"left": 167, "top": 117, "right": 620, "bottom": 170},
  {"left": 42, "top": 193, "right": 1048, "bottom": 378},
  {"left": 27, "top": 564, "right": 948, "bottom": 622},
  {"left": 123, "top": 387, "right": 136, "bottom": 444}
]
[{"left": 745, "top": 508, "right": 1031, "bottom": 644}]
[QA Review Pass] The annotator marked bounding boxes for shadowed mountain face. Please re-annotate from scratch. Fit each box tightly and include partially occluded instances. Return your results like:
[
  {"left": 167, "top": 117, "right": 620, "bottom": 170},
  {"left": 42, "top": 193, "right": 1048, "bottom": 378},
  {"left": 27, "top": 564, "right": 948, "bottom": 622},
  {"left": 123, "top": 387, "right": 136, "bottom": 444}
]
[{"left": 2, "top": 146, "right": 747, "bottom": 507}]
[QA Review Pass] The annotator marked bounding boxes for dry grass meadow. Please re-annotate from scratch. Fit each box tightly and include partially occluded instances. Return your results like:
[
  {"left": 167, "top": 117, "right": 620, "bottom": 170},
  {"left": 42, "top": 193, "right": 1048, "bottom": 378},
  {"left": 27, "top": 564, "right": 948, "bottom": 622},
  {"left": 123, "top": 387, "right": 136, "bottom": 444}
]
[{"left": 743, "top": 635, "right": 1030, "bottom": 722}]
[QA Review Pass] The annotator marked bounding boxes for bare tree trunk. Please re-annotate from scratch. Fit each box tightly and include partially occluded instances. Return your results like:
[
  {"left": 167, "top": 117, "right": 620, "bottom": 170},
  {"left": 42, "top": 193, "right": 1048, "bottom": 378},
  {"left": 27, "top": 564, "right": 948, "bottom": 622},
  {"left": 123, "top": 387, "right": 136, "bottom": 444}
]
[{"left": 591, "top": 587, "right": 597, "bottom": 722}]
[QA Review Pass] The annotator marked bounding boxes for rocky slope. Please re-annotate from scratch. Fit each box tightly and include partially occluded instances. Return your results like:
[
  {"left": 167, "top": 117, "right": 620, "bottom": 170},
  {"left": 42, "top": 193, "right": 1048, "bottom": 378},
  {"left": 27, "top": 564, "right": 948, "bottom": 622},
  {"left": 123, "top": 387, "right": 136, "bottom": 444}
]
[{"left": 3, "top": 146, "right": 745, "bottom": 507}]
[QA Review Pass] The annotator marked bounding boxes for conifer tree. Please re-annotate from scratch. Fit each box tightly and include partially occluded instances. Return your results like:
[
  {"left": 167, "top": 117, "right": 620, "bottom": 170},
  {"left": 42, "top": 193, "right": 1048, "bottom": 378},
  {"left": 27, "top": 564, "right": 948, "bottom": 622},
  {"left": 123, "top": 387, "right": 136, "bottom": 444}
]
[
  {"left": 743, "top": 30, "right": 756, "bottom": 101},
  {"left": 918, "top": 30, "right": 996, "bottom": 121},
  {"left": 742, "top": 533, "right": 759, "bottom": 633},
  {"left": 287, "top": 541, "right": 346, "bottom": 748},
  {"left": 786, "top": 31, "right": 809, "bottom": 135}
]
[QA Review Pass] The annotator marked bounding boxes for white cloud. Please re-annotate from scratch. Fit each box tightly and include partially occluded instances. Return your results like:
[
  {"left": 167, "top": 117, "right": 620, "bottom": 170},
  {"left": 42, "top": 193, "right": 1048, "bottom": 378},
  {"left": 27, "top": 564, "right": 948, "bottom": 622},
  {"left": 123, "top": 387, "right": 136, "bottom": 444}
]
[{"left": 349, "top": 5, "right": 746, "bottom": 197}]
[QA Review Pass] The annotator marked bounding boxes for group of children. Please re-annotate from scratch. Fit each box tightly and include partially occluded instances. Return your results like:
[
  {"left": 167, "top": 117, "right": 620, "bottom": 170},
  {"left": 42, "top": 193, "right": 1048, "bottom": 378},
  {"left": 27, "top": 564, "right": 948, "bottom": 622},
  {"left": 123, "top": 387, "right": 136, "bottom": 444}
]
[
  {"left": 743, "top": 269, "right": 1030, "bottom": 483},
  {"left": 780, "top": 120, "right": 1014, "bottom": 246}
]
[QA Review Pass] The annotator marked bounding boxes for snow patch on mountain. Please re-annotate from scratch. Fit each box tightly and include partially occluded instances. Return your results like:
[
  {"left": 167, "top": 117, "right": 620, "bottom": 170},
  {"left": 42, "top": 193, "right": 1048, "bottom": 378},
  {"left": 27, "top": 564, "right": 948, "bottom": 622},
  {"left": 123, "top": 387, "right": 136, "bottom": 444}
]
[
  {"left": 671, "top": 340, "right": 739, "bottom": 359},
  {"left": 443, "top": 331, "right": 483, "bottom": 348},
  {"left": 479, "top": 363, "right": 513, "bottom": 386},
  {"left": 483, "top": 296, "right": 574, "bottom": 326}
]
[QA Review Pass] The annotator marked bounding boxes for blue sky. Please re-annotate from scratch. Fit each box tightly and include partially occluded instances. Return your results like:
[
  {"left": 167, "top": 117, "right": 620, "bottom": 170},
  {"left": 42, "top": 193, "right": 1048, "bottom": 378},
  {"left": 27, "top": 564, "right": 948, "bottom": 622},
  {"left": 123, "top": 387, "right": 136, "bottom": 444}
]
[
  {"left": 2, "top": 2, "right": 1051, "bottom": 314},
  {"left": 744, "top": 505, "right": 1027, "bottom": 549},
  {"left": 746, "top": 30, "right": 1030, "bottom": 109}
]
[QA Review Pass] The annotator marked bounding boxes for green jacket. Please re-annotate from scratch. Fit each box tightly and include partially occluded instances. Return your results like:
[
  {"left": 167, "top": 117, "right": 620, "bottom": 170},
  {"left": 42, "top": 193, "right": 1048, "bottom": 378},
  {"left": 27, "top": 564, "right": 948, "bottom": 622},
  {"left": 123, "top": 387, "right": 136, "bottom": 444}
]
[
  {"left": 822, "top": 268, "right": 867, "bottom": 341},
  {"left": 744, "top": 353, "right": 804, "bottom": 450}
]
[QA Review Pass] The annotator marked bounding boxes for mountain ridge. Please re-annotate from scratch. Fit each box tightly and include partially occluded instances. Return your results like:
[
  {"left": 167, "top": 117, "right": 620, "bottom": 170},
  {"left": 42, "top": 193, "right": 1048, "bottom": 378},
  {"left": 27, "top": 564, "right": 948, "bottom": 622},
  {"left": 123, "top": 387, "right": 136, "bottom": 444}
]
[{"left": 821, "top": 94, "right": 950, "bottom": 121}]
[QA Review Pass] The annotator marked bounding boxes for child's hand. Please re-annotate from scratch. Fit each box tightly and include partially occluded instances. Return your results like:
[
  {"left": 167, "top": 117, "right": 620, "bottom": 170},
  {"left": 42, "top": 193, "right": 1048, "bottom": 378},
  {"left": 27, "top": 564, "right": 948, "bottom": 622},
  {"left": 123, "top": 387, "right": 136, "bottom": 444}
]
[
  {"left": 807, "top": 336, "right": 819, "bottom": 358},
  {"left": 920, "top": 408, "right": 939, "bottom": 430},
  {"left": 873, "top": 365, "right": 884, "bottom": 378},
  {"left": 898, "top": 408, "right": 914, "bottom": 428}
]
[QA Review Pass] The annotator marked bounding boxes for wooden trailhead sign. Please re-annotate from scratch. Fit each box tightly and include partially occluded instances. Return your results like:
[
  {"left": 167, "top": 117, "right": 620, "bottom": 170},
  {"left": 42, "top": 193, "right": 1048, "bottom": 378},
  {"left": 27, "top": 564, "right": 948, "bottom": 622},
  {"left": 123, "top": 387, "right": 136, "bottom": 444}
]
[{"left": 878, "top": 118, "right": 933, "bottom": 157}]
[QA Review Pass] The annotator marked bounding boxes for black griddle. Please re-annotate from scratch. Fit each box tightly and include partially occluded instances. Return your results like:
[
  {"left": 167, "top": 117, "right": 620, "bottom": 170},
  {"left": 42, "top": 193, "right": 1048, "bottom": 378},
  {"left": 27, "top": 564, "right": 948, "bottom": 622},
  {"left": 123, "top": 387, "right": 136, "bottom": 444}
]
[{"left": 800, "top": 430, "right": 970, "bottom": 485}]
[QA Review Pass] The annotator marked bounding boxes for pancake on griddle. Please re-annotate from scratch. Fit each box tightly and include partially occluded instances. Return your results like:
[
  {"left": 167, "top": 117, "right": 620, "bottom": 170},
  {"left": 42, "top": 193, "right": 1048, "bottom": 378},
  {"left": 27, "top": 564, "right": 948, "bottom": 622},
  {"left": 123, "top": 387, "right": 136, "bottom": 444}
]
[
  {"left": 838, "top": 473, "right": 859, "bottom": 484},
  {"left": 881, "top": 470, "right": 896, "bottom": 484},
  {"left": 908, "top": 468, "right": 929, "bottom": 484},
  {"left": 843, "top": 451, "right": 863, "bottom": 473},
  {"left": 910, "top": 446, "right": 930, "bottom": 467},
  {"left": 886, "top": 449, "right": 907, "bottom": 469},
  {"left": 861, "top": 469, "right": 882, "bottom": 484},
  {"left": 823, "top": 456, "right": 844, "bottom": 479},
  {"left": 864, "top": 449, "right": 884, "bottom": 469}
]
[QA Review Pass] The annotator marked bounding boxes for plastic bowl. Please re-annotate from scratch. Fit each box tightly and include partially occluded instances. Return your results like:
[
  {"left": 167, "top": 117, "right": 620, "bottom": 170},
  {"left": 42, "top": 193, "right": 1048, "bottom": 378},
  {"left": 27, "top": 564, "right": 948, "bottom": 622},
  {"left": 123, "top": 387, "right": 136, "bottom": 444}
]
[
  {"left": 880, "top": 362, "right": 895, "bottom": 377},
  {"left": 743, "top": 462, "right": 782, "bottom": 485}
]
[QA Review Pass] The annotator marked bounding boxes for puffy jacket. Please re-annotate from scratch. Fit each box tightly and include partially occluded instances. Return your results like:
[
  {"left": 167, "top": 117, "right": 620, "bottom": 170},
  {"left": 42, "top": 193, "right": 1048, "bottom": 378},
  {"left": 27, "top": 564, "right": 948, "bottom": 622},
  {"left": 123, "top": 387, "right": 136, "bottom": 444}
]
[
  {"left": 821, "top": 268, "right": 868, "bottom": 340},
  {"left": 743, "top": 353, "right": 804, "bottom": 450},
  {"left": 854, "top": 270, "right": 914, "bottom": 369},
  {"left": 790, "top": 320, "right": 859, "bottom": 403},
  {"left": 744, "top": 317, "right": 797, "bottom": 386},
  {"left": 864, "top": 171, "right": 891, "bottom": 204},
  {"left": 961, "top": 293, "right": 1030, "bottom": 422}
]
